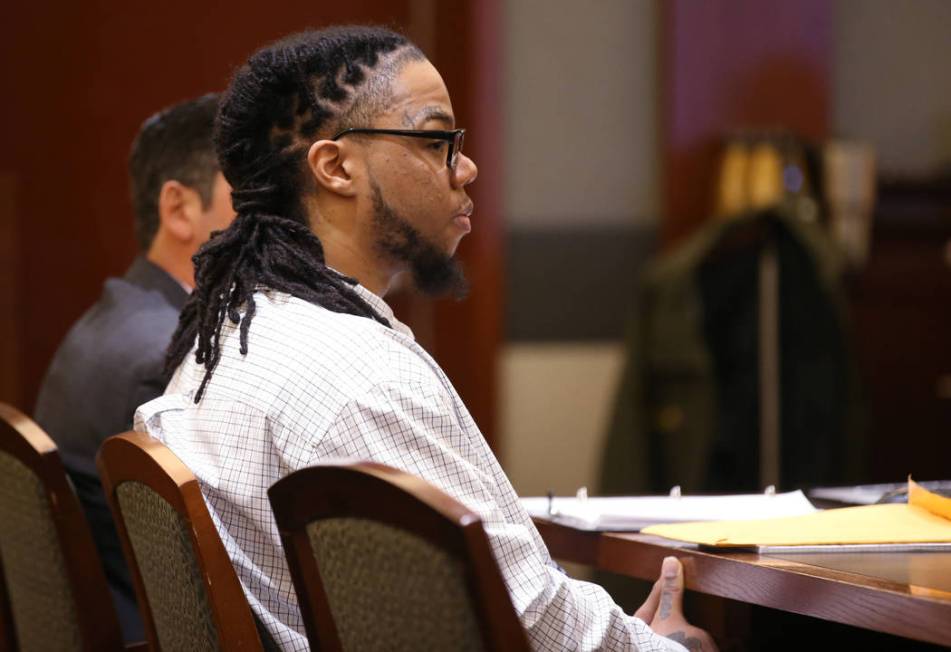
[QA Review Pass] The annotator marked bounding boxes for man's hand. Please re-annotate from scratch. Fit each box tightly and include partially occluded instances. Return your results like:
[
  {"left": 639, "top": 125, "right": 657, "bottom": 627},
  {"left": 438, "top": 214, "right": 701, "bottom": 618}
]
[{"left": 634, "top": 556, "right": 719, "bottom": 652}]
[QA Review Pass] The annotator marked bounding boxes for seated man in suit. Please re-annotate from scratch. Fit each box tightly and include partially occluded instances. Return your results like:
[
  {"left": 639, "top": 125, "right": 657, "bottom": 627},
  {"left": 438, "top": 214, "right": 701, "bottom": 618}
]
[
  {"left": 33, "top": 94, "right": 235, "bottom": 642},
  {"left": 136, "top": 26, "right": 715, "bottom": 651}
]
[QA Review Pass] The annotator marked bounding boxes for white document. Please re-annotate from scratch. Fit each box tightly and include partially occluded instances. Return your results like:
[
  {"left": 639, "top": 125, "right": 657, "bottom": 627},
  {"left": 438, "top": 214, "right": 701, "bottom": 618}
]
[{"left": 521, "top": 490, "right": 817, "bottom": 532}]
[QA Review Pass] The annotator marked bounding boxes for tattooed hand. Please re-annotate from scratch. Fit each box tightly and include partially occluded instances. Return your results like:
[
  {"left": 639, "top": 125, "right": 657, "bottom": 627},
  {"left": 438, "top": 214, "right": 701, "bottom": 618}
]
[
  {"left": 666, "top": 631, "right": 708, "bottom": 651},
  {"left": 633, "top": 556, "right": 719, "bottom": 652}
]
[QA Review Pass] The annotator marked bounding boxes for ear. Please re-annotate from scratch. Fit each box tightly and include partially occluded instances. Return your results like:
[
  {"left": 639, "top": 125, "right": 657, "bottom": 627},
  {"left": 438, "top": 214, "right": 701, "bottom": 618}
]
[
  {"left": 307, "top": 139, "right": 359, "bottom": 197},
  {"left": 157, "top": 180, "right": 201, "bottom": 243}
]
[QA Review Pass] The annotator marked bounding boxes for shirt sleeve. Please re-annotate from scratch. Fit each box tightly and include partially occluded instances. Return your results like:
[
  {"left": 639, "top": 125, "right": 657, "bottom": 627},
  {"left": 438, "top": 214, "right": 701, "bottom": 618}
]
[
  {"left": 310, "top": 380, "right": 686, "bottom": 652},
  {"left": 128, "top": 369, "right": 168, "bottom": 430}
]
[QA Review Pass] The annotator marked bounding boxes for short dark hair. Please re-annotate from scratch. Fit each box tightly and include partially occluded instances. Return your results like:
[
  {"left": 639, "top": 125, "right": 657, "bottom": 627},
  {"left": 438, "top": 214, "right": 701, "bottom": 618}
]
[{"left": 128, "top": 93, "right": 221, "bottom": 250}]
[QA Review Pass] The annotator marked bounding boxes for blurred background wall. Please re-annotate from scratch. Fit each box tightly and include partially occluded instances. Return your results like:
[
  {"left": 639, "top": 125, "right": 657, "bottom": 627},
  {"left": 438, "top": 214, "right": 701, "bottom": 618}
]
[
  {"left": 833, "top": 0, "right": 951, "bottom": 176},
  {"left": 500, "top": 0, "right": 951, "bottom": 496},
  {"left": 500, "top": 0, "right": 658, "bottom": 496},
  {"left": 829, "top": 0, "right": 951, "bottom": 482}
]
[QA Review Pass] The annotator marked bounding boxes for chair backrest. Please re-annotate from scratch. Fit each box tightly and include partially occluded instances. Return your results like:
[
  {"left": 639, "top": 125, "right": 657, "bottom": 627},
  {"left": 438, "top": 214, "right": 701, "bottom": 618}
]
[
  {"left": 0, "top": 402, "right": 123, "bottom": 651},
  {"left": 268, "top": 462, "right": 531, "bottom": 652},
  {"left": 97, "top": 431, "right": 264, "bottom": 652}
]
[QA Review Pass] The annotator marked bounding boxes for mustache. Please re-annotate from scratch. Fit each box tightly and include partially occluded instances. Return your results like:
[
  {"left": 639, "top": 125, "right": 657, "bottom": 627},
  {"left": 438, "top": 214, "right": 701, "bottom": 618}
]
[{"left": 455, "top": 200, "right": 474, "bottom": 217}]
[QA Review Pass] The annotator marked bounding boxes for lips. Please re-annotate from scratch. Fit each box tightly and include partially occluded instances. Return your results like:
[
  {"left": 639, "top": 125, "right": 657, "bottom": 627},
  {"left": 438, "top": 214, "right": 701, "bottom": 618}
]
[
  {"left": 453, "top": 214, "right": 472, "bottom": 233},
  {"left": 456, "top": 201, "right": 474, "bottom": 219},
  {"left": 453, "top": 201, "right": 474, "bottom": 233}
]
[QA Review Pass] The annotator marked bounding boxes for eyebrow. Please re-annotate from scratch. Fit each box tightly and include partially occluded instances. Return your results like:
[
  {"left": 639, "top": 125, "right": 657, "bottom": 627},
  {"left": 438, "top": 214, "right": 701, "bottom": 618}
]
[{"left": 405, "top": 106, "right": 455, "bottom": 129}]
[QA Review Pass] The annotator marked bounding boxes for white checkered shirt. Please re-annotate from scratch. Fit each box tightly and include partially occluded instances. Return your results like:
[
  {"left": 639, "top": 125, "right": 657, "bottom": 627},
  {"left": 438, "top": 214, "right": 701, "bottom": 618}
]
[{"left": 135, "top": 284, "right": 685, "bottom": 652}]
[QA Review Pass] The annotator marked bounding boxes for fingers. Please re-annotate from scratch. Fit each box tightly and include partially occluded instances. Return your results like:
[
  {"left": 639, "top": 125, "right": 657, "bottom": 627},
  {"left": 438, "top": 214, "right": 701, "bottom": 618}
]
[
  {"left": 665, "top": 628, "right": 719, "bottom": 652},
  {"left": 633, "top": 576, "right": 663, "bottom": 621},
  {"left": 652, "top": 556, "right": 684, "bottom": 624},
  {"left": 646, "top": 558, "right": 719, "bottom": 650}
]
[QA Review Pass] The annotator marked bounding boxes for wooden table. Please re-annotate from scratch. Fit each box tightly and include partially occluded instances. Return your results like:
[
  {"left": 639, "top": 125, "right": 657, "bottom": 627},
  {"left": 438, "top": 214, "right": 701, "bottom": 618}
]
[{"left": 535, "top": 519, "right": 951, "bottom": 648}]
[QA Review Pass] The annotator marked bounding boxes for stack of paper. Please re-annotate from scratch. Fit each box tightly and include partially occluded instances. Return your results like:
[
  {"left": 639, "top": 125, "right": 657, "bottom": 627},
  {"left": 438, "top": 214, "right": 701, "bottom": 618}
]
[
  {"left": 521, "top": 490, "right": 817, "bottom": 532},
  {"left": 643, "top": 479, "right": 951, "bottom": 548}
]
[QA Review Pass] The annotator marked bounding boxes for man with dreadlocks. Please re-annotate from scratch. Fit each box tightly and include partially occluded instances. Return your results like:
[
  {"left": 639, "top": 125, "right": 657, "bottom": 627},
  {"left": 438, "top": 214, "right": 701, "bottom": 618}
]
[
  {"left": 136, "top": 26, "right": 715, "bottom": 651},
  {"left": 35, "top": 94, "right": 235, "bottom": 642}
]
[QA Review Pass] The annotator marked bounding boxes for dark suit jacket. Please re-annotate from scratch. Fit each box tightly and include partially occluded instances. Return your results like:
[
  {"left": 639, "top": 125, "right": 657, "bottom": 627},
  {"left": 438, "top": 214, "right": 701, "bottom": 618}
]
[{"left": 34, "top": 256, "right": 188, "bottom": 643}]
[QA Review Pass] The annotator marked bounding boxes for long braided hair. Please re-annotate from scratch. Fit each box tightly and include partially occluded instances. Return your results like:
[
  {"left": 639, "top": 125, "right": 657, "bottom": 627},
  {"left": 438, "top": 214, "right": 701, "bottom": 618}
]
[{"left": 165, "top": 26, "right": 425, "bottom": 401}]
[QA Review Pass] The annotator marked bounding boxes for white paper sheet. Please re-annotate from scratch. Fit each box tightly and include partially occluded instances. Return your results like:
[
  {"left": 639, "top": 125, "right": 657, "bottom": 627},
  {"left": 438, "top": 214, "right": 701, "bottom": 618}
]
[{"left": 521, "top": 490, "right": 817, "bottom": 532}]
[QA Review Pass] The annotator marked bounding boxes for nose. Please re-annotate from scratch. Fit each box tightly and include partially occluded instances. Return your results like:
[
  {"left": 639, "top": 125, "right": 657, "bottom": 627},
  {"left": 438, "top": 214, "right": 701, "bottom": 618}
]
[{"left": 451, "top": 153, "right": 478, "bottom": 189}]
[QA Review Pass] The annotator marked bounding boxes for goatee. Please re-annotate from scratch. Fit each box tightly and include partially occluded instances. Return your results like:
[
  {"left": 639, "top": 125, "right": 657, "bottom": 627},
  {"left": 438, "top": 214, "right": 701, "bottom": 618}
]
[{"left": 370, "top": 180, "right": 469, "bottom": 299}]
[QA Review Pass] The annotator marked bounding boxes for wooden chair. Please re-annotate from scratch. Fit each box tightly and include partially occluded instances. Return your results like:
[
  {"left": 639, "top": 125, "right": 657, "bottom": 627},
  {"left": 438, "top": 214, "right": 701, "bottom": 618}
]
[
  {"left": 268, "top": 462, "right": 531, "bottom": 652},
  {"left": 97, "top": 431, "right": 269, "bottom": 652},
  {"left": 0, "top": 402, "right": 125, "bottom": 651}
]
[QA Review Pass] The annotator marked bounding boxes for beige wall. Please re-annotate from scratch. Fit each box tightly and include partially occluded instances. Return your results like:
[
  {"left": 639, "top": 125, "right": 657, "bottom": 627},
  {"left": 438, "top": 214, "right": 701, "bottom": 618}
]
[
  {"left": 500, "top": 1, "right": 658, "bottom": 495},
  {"left": 499, "top": 343, "right": 626, "bottom": 496},
  {"left": 833, "top": 0, "right": 951, "bottom": 174},
  {"left": 503, "top": 0, "right": 659, "bottom": 228},
  {"left": 499, "top": 1, "right": 659, "bottom": 497}
]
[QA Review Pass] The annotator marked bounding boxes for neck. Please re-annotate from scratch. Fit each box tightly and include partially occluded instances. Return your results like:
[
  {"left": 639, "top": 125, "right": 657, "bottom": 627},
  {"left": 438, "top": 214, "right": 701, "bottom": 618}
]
[
  {"left": 310, "top": 203, "right": 397, "bottom": 297},
  {"left": 146, "top": 234, "right": 195, "bottom": 290},
  {"left": 321, "top": 232, "right": 394, "bottom": 297}
]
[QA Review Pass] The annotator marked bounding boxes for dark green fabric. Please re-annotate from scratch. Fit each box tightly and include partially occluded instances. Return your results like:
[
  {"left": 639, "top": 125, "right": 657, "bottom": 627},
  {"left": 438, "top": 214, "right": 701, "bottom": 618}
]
[
  {"left": 308, "top": 518, "right": 484, "bottom": 651},
  {"left": 600, "top": 203, "right": 865, "bottom": 497},
  {"left": 116, "top": 481, "right": 220, "bottom": 652}
]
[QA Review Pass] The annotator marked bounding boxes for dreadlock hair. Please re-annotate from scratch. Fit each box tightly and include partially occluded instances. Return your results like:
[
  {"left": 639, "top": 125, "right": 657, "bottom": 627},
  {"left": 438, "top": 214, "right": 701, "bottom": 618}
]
[{"left": 165, "top": 26, "right": 426, "bottom": 401}]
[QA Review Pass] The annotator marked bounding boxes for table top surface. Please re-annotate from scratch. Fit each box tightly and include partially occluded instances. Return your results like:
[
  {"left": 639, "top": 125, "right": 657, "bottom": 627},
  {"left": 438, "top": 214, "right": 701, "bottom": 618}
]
[
  {"left": 766, "top": 548, "right": 951, "bottom": 596},
  {"left": 534, "top": 518, "right": 951, "bottom": 647}
]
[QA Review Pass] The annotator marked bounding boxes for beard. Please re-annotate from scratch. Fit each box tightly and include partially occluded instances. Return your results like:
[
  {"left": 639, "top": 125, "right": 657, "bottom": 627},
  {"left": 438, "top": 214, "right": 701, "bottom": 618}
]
[{"left": 370, "top": 179, "right": 469, "bottom": 299}]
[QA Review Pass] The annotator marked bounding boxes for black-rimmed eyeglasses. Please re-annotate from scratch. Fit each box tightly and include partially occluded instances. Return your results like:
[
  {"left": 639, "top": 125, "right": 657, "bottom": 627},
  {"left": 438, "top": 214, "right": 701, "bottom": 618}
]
[{"left": 331, "top": 128, "right": 466, "bottom": 171}]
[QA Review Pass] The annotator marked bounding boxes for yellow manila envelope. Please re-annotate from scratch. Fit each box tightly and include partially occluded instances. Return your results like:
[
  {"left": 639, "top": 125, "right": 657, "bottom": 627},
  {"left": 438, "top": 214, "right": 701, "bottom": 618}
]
[{"left": 642, "top": 479, "right": 951, "bottom": 547}]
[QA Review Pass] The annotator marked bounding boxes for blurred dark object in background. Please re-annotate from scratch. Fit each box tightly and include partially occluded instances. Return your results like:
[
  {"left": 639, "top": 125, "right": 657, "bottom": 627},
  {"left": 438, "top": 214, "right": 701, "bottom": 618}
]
[
  {"left": 600, "top": 200, "right": 863, "bottom": 495},
  {"left": 849, "top": 173, "right": 951, "bottom": 484},
  {"left": 602, "top": 126, "right": 951, "bottom": 496}
]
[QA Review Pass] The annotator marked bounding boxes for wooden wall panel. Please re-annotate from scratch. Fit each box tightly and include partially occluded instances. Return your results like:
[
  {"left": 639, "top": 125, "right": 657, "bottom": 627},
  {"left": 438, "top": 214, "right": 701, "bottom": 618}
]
[
  {"left": 430, "top": 0, "right": 504, "bottom": 449},
  {"left": 0, "top": 1, "right": 422, "bottom": 409},
  {"left": 0, "top": 176, "right": 19, "bottom": 406}
]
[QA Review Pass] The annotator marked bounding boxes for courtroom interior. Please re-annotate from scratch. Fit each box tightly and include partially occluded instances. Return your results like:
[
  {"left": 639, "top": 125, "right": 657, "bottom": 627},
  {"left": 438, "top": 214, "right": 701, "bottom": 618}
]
[{"left": 1, "top": 1, "right": 950, "bottom": 650}]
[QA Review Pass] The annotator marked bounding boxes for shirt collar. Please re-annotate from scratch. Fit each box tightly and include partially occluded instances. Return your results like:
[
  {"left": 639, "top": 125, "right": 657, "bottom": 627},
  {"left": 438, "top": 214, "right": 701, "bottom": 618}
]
[
  {"left": 125, "top": 255, "right": 190, "bottom": 310},
  {"left": 348, "top": 282, "right": 415, "bottom": 340}
]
